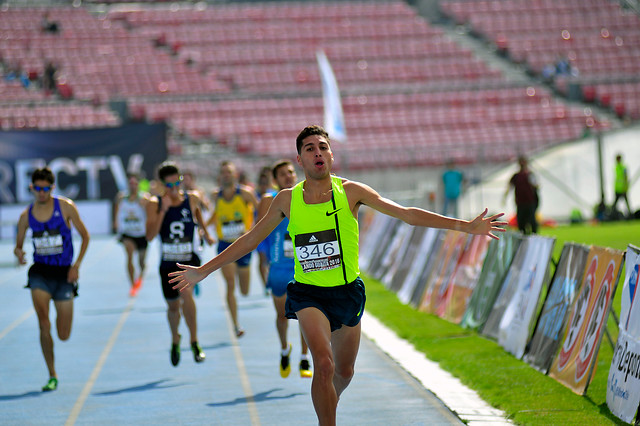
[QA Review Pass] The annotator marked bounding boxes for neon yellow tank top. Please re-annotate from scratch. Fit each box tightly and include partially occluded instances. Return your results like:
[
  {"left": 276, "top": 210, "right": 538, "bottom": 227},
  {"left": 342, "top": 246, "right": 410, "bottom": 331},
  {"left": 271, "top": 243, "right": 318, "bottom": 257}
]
[
  {"left": 288, "top": 176, "right": 360, "bottom": 287},
  {"left": 215, "top": 187, "right": 254, "bottom": 242}
]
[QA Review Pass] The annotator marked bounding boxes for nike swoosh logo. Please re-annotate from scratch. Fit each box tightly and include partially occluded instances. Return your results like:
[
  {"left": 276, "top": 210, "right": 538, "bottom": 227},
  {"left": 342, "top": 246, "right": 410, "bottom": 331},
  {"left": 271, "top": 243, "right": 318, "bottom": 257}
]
[{"left": 325, "top": 208, "right": 342, "bottom": 217}]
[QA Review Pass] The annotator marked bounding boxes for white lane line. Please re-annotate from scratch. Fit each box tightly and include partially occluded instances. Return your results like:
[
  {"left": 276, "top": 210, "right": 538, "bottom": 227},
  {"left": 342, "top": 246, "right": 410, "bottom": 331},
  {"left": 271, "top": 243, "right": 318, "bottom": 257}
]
[
  {"left": 0, "top": 309, "right": 33, "bottom": 341},
  {"left": 65, "top": 297, "right": 135, "bottom": 426},
  {"left": 361, "top": 313, "right": 513, "bottom": 425},
  {"left": 217, "top": 276, "right": 261, "bottom": 426}
]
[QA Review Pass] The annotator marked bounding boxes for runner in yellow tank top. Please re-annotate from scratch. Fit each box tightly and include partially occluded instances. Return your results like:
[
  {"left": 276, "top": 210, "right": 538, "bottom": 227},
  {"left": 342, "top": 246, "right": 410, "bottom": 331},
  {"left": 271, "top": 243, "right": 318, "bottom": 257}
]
[
  {"left": 170, "top": 126, "right": 507, "bottom": 426},
  {"left": 205, "top": 160, "right": 258, "bottom": 337}
]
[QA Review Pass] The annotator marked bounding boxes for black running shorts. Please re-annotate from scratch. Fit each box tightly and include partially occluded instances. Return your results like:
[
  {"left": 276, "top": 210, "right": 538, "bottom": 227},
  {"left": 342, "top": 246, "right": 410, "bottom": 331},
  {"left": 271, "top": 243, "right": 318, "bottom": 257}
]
[{"left": 285, "top": 277, "right": 366, "bottom": 332}]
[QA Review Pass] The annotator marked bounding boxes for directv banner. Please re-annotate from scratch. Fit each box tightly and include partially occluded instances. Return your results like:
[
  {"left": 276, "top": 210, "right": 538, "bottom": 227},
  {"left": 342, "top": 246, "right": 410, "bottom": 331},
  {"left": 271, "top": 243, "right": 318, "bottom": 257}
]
[
  {"left": 607, "top": 245, "right": 640, "bottom": 422},
  {"left": 0, "top": 123, "right": 167, "bottom": 204}
]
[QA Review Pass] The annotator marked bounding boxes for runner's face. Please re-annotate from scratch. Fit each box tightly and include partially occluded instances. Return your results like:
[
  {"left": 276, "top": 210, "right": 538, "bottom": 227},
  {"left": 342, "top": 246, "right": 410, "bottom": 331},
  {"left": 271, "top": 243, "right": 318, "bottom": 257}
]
[
  {"left": 275, "top": 164, "right": 297, "bottom": 190},
  {"left": 258, "top": 174, "right": 272, "bottom": 191},
  {"left": 127, "top": 176, "right": 139, "bottom": 193},
  {"left": 31, "top": 179, "right": 54, "bottom": 204},
  {"left": 182, "top": 174, "right": 194, "bottom": 190},
  {"left": 219, "top": 164, "right": 237, "bottom": 187},
  {"left": 297, "top": 135, "right": 333, "bottom": 179},
  {"left": 163, "top": 173, "right": 182, "bottom": 197}
]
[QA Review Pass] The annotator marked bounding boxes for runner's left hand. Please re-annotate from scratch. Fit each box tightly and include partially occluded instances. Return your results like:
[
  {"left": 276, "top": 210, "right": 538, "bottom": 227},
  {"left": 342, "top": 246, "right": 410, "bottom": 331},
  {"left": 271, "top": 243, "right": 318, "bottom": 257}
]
[
  {"left": 169, "top": 264, "right": 206, "bottom": 292},
  {"left": 467, "top": 208, "right": 508, "bottom": 240}
]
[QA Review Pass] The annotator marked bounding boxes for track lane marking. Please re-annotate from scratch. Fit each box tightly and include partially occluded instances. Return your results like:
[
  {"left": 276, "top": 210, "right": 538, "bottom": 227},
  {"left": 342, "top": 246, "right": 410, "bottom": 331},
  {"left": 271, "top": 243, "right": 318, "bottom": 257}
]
[
  {"left": 65, "top": 297, "right": 135, "bottom": 426},
  {"left": 217, "top": 276, "right": 261, "bottom": 426},
  {"left": 0, "top": 309, "right": 33, "bottom": 341}
]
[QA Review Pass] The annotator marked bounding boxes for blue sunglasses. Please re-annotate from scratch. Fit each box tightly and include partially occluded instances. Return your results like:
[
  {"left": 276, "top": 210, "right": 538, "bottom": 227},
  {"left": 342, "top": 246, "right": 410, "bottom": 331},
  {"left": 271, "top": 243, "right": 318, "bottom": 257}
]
[
  {"left": 33, "top": 185, "right": 52, "bottom": 192},
  {"left": 164, "top": 178, "right": 182, "bottom": 188}
]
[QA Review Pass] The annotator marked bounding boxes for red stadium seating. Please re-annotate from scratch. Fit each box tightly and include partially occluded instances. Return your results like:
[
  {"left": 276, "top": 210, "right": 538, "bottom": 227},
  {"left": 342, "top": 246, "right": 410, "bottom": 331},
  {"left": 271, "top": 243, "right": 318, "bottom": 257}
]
[
  {"left": 0, "top": 1, "right": 618, "bottom": 167},
  {"left": 441, "top": 0, "right": 640, "bottom": 120}
]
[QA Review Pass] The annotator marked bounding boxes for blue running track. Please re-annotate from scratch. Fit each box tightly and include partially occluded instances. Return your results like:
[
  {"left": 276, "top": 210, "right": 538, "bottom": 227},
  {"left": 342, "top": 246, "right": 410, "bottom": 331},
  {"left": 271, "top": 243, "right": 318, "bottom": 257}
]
[{"left": 0, "top": 236, "right": 462, "bottom": 425}]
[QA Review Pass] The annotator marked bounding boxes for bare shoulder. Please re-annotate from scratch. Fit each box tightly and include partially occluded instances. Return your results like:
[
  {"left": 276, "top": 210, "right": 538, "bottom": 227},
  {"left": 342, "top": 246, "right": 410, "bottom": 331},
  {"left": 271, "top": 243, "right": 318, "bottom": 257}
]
[
  {"left": 140, "top": 192, "right": 153, "bottom": 204},
  {"left": 272, "top": 188, "right": 292, "bottom": 215},
  {"left": 17, "top": 206, "right": 30, "bottom": 222},
  {"left": 146, "top": 195, "right": 160, "bottom": 210},
  {"left": 57, "top": 196, "right": 77, "bottom": 210},
  {"left": 342, "top": 179, "right": 377, "bottom": 201},
  {"left": 239, "top": 184, "right": 257, "bottom": 198},
  {"left": 210, "top": 188, "right": 220, "bottom": 201}
]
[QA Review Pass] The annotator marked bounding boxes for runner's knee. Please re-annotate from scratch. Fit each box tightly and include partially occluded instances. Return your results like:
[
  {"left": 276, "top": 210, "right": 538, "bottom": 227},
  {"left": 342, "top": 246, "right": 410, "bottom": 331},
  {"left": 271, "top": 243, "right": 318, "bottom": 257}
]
[{"left": 313, "top": 353, "right": 335, "bottom": 381}]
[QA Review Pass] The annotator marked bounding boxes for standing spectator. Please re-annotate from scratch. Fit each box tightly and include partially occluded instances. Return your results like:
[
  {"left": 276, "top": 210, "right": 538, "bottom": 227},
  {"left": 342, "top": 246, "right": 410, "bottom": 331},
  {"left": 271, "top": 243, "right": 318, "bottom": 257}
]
[
  {"left": 43, "top": 61, "right": 57, "bottom": 95},
  {"left": 504, "top": 156, "right": 539, "bottom": 235},
  {"left": 441, "top": 159, "right": 464, "bottom": 217},
  {"left": 612, "top": 153, "right": 632, "bottom": 218},
  {"left": 41, "top": 12, "right": 60, "bottom": 34}
]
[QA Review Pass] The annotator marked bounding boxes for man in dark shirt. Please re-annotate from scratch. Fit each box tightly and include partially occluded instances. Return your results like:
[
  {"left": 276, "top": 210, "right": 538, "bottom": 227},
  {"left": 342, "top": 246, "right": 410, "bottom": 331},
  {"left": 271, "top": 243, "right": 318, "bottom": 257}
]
[{"left": 505, "top": 156, "right": 539, "bottom": 234}]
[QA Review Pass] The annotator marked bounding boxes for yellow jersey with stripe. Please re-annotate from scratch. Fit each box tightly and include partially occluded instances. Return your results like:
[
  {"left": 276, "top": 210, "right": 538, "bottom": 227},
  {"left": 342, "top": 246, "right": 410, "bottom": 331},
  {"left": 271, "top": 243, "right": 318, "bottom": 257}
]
[{"left": 214, "top": 186, "right": 254, "bottom": 242}]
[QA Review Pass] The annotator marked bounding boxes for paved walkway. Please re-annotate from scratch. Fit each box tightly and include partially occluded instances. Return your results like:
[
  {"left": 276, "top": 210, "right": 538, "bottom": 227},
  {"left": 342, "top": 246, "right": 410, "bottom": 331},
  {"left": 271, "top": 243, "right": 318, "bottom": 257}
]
[{"left": 1, "top": 236, "right": 508, "bottom": 425}]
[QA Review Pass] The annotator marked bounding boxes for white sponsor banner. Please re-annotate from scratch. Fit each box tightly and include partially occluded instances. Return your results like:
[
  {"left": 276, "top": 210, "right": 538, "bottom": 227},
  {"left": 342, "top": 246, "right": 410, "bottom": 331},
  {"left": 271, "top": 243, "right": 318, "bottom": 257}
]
[
  {"left": 381, "top": 222, "right": 413, "bottom": 288},
  {"left": 607, "top": 245, "right": 640, "bottom": 422},
  {"left": 359, "top": 212, "right": 394, "bottom": 272},
  {"left": 619, "top": 245, "right": 640, "bottom": 337},
  {"left": 397, "top": 228, "right": 439, "bottom": 304},
  {"left": 498, "top": 235, "right": 555, "bottom": 359}
]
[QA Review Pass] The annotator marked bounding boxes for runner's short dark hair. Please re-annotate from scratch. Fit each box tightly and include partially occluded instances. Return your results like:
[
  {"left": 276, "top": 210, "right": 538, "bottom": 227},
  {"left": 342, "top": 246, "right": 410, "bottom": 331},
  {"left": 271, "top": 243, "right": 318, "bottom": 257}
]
[
  {"left": 32, "top": 167, "right": 55, "bottom": 184},
  {"left": 271, "top": 159, "right": 293, "bottom": 179},
  {"left": 296, "top": 125, "right": 330, "bottom": 154},
  {"left": 157, "top": 161, "right": 180, "bottom": 181}
]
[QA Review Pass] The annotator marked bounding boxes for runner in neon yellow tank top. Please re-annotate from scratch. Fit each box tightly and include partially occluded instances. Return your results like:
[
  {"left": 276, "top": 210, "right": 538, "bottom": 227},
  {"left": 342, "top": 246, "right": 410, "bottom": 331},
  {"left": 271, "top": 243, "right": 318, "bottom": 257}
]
[{"left": 169, "top": 125, "right": 508, "bottom": 426}]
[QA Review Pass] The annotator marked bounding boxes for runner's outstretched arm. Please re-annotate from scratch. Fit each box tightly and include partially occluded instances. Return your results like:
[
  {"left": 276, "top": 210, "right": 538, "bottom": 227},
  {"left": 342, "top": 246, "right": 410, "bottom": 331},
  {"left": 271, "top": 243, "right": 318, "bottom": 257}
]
[
  {"left": 347, "top": 180, "right": 507, "bottom": 240},
  {"left": 169, "top": 190, "right": 290, "bottom": 291}
]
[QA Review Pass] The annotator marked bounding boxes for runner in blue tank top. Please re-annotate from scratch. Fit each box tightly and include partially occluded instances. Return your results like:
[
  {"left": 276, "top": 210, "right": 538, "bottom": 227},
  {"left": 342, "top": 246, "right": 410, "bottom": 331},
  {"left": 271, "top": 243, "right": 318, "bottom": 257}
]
[
  {"left": 14, "top": 167, "right": 90, "bottom": 392},
  {"left": 257, "top": 160, "right": 311, "bottom": 379},
  {"left": 146, "top": 161, "right": 213, "bottom": 367},
  {"left": 255, "top": 165, "right": 278, "bottom": 294},
  {"left": 169, "top": 126, "right": 507, "bottom": 425}
]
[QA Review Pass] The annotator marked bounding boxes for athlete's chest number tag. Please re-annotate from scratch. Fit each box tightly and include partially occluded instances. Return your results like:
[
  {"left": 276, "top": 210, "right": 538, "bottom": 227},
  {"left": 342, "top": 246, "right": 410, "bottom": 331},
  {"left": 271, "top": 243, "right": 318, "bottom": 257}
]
[
  {"left": 295, "top": 229, "right": 341, "bottom": 273},
  {"left": 33, "top": 229, "right": 64, "bottom": 256},
  {"left": 222, "top": 220, "right": 245, "bottom": 240}
]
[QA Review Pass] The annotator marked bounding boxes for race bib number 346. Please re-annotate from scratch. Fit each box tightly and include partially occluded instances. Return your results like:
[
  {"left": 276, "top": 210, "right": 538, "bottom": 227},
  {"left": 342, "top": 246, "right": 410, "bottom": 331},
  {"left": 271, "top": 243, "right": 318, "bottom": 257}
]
[{"left": 295, "top": 229, "right": 341, "bottom": 273}]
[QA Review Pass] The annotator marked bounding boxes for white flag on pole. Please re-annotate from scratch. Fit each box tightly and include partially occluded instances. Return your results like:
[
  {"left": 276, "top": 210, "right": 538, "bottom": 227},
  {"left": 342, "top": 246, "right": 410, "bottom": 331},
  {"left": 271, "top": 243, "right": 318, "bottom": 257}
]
[{"left": 316, "top": 50, "right": 346, "bottom": 143}]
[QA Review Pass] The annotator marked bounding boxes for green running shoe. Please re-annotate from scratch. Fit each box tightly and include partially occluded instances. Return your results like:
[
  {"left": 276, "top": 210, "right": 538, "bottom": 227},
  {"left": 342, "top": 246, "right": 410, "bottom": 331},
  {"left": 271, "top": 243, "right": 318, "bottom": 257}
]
[
  {"left": 42, "top": 377, "right": 58, "bottom": 392},
  {"left": 191, "top": 342, "right": 205, "bottom": 363}
]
